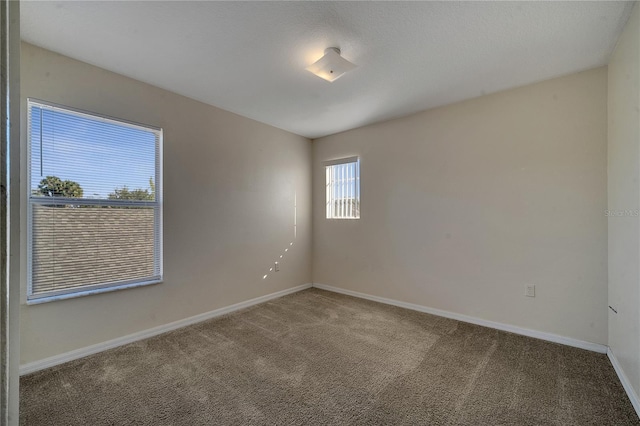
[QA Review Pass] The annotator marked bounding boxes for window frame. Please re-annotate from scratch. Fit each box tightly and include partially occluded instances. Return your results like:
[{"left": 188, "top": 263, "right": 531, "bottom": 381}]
[
  {"left": 26, "top": 98, "right": 163, "bottom": 304},
  {"left": 325, "top": 156, "right": 360, "bottom": 220}
]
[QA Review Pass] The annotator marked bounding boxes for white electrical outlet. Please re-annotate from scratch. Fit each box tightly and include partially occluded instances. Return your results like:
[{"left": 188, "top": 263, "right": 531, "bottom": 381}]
[
  {"left": 525, "top": 285, "right": 535, "bottom": 297},
  {"left": 274, "top": 262, "right": 279, "bottom": 272}
]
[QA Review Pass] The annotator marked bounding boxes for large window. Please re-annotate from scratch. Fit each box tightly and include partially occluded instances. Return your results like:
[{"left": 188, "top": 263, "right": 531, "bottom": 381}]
[
  {"left": 325, "top": 156, "right": 360, "bottom": 219},
  {"left": 27, "top": 99, "right": 162, "bottom": 303}
]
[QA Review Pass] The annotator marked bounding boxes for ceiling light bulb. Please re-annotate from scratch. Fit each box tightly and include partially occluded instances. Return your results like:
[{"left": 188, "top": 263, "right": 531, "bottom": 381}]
[{"left": 306, "top": 47, "right": 356, "bottom": 82}]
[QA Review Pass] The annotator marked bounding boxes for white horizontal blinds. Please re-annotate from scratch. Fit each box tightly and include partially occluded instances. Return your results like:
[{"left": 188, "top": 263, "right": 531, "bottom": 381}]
[
  {"left": 325, "top": 157, "right": 360, "bottom": 219},
  {"left": 28, "top": 100, "right": 162, "bottom": 299}
]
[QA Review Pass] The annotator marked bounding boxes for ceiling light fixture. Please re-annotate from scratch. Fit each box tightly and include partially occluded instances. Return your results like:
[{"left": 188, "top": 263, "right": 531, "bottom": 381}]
[{"left": 306, "top": 47, "right": 356, "bottom": 82}]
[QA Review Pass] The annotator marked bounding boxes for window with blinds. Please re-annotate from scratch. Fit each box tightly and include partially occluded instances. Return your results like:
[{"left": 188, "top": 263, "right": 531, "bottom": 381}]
[
  {"left": 325, "top": 157, "right": 360, "bottom": 219},
  {"left": 27, "top": 99, "right": 163, "bottom": 303}
]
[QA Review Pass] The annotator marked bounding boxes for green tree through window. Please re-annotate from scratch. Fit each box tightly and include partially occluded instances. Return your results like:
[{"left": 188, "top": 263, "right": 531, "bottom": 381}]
[
  {"left": 37, "top": 175, "right": 83, "bottom": 198},
  {"left": 108, "top": 178, "right": 155, "bottom": 201}
]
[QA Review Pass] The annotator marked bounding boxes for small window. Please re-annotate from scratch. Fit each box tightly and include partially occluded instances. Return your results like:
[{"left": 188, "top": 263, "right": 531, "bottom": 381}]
[
  {"left": 325, "top": 156, "right": 360, "bottom": 219},
  {"left": 27, "top": 99, "right": 163, "bottom": 303}
]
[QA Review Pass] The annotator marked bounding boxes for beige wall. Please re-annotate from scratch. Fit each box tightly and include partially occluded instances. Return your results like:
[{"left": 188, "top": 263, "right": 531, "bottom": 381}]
[
  {"left": 20, "top": 43, "right": 312, "bottom": 364},
  {"left": 608, "top": 3, "right": 640, "bottom": 398},
  {"left": 313, "top": 67, "right": 608, "bottom": 345}
]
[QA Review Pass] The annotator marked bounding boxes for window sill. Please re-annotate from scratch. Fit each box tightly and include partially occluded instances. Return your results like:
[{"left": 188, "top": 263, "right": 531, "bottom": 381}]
[
  {"left": 26, "top": 278, "right": 163, "bottom": 305},
  {"left": 326, "top": 217, "right": 360, "bottom": 220}
]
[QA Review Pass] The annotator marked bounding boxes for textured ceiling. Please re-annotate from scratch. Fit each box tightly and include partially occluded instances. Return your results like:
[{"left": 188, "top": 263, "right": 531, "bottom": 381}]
[{"left": 21, "top": 1, "right": 634, "bottom": 139}]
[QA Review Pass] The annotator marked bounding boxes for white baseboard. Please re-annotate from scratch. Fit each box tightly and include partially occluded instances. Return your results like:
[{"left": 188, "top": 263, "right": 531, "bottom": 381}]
[
  {"left": 312, "top": 283, "right": 607, "bottom": 354},
  {"left": 20, "top": 283, "right": 312, "bottom": 376},
  {"left": 608, "top": 347, "right": 640, "bottom": 418}
]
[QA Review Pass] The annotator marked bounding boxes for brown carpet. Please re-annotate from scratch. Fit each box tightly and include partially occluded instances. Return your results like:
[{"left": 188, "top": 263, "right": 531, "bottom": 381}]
[{"left": 20, "top": 288, "right": 639, "bottom": 425}]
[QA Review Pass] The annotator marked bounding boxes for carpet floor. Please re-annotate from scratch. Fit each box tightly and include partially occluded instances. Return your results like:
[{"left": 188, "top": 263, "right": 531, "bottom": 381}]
[{"left": 20, "top": 288, "right": 639, "bottom": 425}]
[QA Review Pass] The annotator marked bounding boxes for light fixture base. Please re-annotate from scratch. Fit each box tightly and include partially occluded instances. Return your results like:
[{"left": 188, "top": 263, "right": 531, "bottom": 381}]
[{"left": 306, "top": 47, "right": 356, "bottom": 82}]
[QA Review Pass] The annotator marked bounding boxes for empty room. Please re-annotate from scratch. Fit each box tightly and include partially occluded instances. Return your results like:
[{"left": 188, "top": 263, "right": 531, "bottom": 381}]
[{"left": 2, "top": 0, "right": 640, "bottom": 425}]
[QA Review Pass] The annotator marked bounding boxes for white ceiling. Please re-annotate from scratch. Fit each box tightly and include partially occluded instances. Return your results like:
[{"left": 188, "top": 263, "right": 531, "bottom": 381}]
[{"left": 21, "top": 1, "right": 634, "bottom": 139}]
